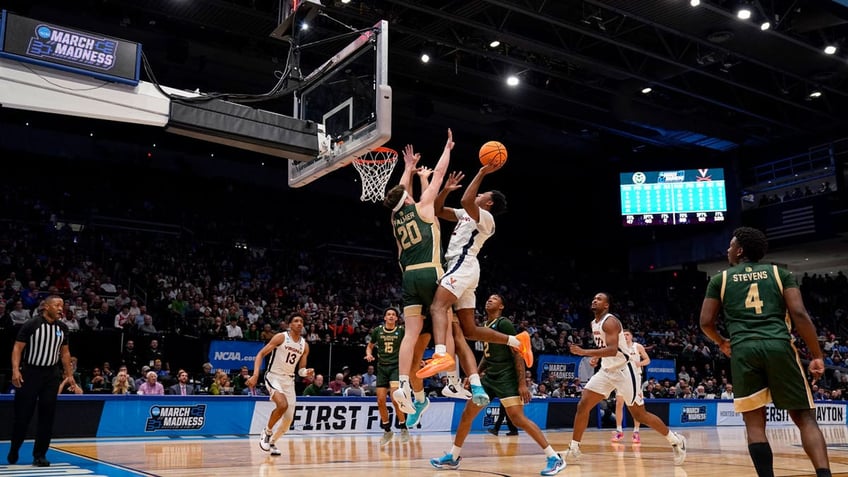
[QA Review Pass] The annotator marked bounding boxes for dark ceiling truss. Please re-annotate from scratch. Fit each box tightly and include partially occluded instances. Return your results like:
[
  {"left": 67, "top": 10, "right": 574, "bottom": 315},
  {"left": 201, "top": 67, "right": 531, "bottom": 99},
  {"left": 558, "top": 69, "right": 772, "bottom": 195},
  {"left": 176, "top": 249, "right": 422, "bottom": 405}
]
[{"left": 27, "top": 0, "right": 848, "bottom": 152}]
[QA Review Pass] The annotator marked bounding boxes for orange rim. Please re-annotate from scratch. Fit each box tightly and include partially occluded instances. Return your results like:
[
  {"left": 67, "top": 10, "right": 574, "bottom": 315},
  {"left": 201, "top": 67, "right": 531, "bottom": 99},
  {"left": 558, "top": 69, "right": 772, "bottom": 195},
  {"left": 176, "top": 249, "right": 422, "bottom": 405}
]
[{"left": 353, "top": 146, "right": 398, "bottom": 164}]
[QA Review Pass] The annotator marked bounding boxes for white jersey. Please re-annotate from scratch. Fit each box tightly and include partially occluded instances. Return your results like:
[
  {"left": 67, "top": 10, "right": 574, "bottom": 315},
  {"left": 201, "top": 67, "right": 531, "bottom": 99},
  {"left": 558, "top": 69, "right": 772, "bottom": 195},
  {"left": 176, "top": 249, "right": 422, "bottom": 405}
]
[
  {"left": 629, "top": 342, "right": 644, "bottom": 376},
  {"left": 591, "top": 314, "right": 631, "bottom": 370},
  {"left": 266, "top": 332, "right": 306, "bottom": 377},
  {"left": 444, "top": 208, "right": 495, "bottom": 263}
]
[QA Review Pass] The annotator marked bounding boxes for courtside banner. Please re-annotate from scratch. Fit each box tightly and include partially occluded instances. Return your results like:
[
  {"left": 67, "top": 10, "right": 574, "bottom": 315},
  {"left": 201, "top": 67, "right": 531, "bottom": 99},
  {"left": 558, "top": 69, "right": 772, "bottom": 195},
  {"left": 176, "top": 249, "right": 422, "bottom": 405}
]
[
  {"left": 643, "top": 359, "right": 677, "bottom": 382},
  {"left": 0, "top": 10, "right": 141, "bottom": 85},
  {"left": 468, "top": 399, "right": 548, "bottom": 431},
  {"left": 97, "top": 395, "right": 256, "bottom": 437},
  {"left": 668, "top": 400, "right": 717, "bottom": 427},
  {"left": 208, "top": 340, "right": 264, "bottom": 371},
  {"left": 250, "top": 397, "right": 454, "bottom": 434},
  {"left": 716, "top": 401, "right": 846, "bottom": 426},
  {"left": 536, "top": 355, "right": 583, "bottom": 384}
]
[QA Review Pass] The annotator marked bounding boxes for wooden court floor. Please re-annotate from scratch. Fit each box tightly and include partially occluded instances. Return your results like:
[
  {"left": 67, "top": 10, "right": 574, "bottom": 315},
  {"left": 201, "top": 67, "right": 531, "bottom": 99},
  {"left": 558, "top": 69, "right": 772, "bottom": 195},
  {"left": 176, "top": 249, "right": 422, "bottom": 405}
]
[{"left": 3, "top": 426, "right": 848, "bottom": 476}]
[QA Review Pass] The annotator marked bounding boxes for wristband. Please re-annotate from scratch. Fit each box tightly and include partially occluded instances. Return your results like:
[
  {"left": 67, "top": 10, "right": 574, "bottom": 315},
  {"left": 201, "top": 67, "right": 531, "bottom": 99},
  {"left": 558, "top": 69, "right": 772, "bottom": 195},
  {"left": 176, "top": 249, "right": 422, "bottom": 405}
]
[{"left": 298, "top": 368, "right": 308, "bottom": 377}]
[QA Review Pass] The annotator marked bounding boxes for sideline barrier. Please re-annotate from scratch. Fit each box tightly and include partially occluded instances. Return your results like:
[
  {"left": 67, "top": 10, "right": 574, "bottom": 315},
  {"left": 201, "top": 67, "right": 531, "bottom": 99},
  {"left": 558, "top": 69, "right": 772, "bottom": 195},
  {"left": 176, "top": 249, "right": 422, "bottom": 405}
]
[{"left": 1, "top": 396, "right": 844, "bottom": 440}]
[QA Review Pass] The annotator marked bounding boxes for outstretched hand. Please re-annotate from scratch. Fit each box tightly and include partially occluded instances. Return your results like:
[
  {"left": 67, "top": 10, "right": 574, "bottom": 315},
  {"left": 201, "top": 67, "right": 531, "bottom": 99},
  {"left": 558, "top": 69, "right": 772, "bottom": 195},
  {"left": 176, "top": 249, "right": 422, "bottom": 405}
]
[
  {"left": 403, "top": 144, "right": 420, "bottom": 167},
  {"left": 417, "top": 166, "right": 433, "bottom": 179},
  {"left": 444, "top": 171, "right": 465, "bottom": 192},
  {"left": 444, "top": 128, "right": 455, "bottom": 150},
  {"left": 480, "top": 160, "right": 505, "bottom": 175}
]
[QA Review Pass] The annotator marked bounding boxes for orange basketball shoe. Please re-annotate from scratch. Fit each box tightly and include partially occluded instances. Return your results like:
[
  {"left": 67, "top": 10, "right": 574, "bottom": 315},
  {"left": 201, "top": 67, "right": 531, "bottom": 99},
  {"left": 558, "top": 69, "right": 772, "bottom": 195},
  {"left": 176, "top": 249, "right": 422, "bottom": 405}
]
[
  {"left": 515, "top": 331, "right": 534, "bottom": 367},
  {"left": 416, "top": 353, "right": 456, "bottom": 378}
]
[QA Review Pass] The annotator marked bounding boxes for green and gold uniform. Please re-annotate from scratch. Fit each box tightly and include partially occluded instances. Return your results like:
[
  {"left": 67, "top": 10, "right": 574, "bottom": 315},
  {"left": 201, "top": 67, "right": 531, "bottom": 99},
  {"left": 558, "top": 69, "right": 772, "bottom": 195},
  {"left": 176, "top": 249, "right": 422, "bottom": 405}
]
[
  {"left": 392, "top": 202, "right": 443, "bottom": 334},
  {"left": 705, "top": 262, "right": 814, "bottom": 412},
  {"left": 481, "top": 316, "right": 521, "bottom": 405},
  {"left": 369, "top": 325, "right": 405, "bottom": 388}
]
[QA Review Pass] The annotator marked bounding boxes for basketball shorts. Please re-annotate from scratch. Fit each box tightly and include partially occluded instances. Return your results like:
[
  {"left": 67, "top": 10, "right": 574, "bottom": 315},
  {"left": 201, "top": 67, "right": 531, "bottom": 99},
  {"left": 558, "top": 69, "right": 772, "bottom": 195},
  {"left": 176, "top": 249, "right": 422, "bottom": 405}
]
[
  {"left": 482, "top": 368, "right": 520, "bottom": 400},
  {"left": 438, "top": 258, "right": 480, "bottom": 310},
  {"left": 265, "top": 372, "right": 297, "bottom": 405},
  {"left": 375, "top": 363, "right": 399, "bottom": 388},
  {"left": 730, "top": 338, "right": 814, "bottom": 412},
  {"left": 584, "top": 363, "right": 643, "bottom": 406},
  {"left": 402, "top": 266, "right": 441, "bottom": 318}
]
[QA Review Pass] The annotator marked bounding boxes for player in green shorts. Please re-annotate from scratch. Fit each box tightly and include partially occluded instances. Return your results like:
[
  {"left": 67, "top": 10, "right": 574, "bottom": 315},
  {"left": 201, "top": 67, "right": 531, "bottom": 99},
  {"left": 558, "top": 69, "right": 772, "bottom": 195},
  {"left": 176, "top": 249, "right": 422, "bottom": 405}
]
[
  {"left": 430, "top": 294, "right": 565, "bottom": 476},
  {"left": 365, "top": 307, "right": 408, "bottom": 445},
  {"left": 700, "top": 226, "right": 831, "bottom": 477}
]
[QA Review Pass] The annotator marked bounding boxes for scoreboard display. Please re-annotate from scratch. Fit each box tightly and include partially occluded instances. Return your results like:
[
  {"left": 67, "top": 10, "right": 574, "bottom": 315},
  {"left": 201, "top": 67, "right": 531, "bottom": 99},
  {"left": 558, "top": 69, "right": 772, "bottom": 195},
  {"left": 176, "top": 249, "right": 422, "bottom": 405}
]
[{"left": 620, "top": 168, "right": 727, "bottom": 226}]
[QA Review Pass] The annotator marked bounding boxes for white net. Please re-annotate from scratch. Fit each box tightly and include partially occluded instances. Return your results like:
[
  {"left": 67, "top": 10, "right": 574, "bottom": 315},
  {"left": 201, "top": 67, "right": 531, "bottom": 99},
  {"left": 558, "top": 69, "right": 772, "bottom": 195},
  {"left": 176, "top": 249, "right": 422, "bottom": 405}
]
[{"left": 352, "top": 147, "right": 398, "bottom": 202}]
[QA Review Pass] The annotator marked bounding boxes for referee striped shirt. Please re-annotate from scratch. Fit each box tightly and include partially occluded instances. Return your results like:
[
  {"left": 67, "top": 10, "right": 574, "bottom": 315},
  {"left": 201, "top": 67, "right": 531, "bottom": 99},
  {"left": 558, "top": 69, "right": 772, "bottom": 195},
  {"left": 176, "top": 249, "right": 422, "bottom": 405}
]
[{"left": 16, "top": 315, "right": 68, "bottom": 367}]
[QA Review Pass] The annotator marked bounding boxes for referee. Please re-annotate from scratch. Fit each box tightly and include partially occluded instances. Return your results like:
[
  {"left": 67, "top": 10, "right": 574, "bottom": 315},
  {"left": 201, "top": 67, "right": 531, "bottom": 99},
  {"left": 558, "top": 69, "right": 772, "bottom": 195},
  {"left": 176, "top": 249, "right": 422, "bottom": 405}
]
[{"left": 8, "top": 295, "right": 76, "bottom": 467}]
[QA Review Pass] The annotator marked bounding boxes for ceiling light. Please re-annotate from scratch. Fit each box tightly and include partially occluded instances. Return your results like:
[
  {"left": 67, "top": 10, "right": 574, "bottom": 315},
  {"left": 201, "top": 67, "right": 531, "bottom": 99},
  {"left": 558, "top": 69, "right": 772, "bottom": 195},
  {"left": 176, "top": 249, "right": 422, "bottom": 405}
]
[
  {"left": 506, "top": 75, "right": 520, "bottom": 86},
  {"left": 420, "top": 53, "right": 430, "bottom": 63},
  {"left": 341, "top": 0, "right": 351, "bottom": 3},
  {"left": 689, "top": 0, "right": 700, "bottom": 6},
  {"left": 824, "top": 45, "right": 837, "bottom": 55},
  {"left": 641, "top": 87, "right": 653, "bottom": 94},
  {"left": 760, "top": 21, "right": 770, "bottom": 31},
  {"left": 809, "top": 90, "right": 822, "bottom": 98},
  {"left": 489, "top": 40, "right": 501, "bottom": 48},
  {"left": 736, "top": 7, "right": 752, "bottom": 20}
]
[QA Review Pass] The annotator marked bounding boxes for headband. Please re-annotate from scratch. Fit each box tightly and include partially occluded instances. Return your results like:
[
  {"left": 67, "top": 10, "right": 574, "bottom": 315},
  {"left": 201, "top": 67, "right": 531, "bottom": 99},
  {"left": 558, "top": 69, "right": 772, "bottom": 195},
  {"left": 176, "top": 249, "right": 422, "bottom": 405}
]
[{"left": 392, "top": 190, "right": 409, "bottom": 212}]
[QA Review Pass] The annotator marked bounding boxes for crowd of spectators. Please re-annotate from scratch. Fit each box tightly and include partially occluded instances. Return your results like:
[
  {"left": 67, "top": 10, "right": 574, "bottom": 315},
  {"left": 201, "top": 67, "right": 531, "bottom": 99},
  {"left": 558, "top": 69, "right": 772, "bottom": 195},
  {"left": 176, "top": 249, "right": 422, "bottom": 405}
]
[{"left": 0, "top": 156, "right": 846, "bottom": 403}]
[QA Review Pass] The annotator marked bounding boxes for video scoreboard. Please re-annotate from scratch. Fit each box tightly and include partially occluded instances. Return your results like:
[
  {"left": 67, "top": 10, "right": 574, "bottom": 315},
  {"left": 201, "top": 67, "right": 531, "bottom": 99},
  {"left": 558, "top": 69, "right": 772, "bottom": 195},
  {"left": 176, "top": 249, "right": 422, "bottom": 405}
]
[{"left": 620, "top": 168, "right": 727, "bottom": 226}]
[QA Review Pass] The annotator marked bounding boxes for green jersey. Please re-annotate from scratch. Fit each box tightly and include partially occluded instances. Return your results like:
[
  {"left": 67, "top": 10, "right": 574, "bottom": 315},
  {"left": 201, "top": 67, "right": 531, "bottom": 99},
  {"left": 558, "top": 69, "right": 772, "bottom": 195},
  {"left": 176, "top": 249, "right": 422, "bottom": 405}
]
[
  {"left": 369, "top": 325, "right": 404, "bottom": 367},
  {"left": 482, "top": 316, "right": 518, "bottom": 379},
  {"left": 392, "top": 203, "right": 442, "bottom": 270},
  {"left": 704, "top": 261, "right": 798, "bottom": 346}
]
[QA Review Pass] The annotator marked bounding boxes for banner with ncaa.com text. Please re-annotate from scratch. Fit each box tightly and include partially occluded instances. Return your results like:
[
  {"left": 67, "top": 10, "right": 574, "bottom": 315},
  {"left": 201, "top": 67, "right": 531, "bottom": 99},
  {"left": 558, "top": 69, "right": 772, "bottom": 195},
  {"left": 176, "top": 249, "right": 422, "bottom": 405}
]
[{"left": 208, "top": 340, "right": 264, "bottom": 371}]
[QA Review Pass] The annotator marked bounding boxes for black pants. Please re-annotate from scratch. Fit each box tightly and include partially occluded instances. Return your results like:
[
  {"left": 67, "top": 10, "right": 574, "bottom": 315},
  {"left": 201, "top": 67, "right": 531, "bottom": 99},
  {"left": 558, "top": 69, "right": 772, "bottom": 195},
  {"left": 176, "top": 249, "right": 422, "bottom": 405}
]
[
  {"left": 11, "top": 366, "right": 62, "bottom": 459},
  {"left": 493, "top": 403, "right": 518, "bottom": 434}
]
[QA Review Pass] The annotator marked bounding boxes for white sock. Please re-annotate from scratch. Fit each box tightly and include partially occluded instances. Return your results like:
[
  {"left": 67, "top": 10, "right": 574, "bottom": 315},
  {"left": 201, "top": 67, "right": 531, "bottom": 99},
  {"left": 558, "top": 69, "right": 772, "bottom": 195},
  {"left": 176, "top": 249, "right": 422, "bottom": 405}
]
[
  {"left": 450, "top": 445, "right": 462, "bottom": 458},
  {"left": 543, "top": 446, "right": 557, "bottom": 458},
  {"left": 507, "top": 335, "right": 520, "bottom": 348},
  {"left": 414, "top": 390, "right": 426, "bottom": 403},
  {"left": 264, "top": 427, "right": 272, "bottom": 436},
  {"left": 469, "top": 374, "right": 482, "bottom": 386},
  {"left": 616, "top": 426, "right": 623, "bottom": 433},
  {"left": 399, "top": 375, "right": 410, "bottom": 392},
  {"left": 446, "top": 370, "right": 460, "bottom": 384},
  {"left": 570, "top": 440, "right": 580, "bottom": 450},
  {"left": 665, "top": 432, "right": 679, "bottom": 445},
  {"left": 633, "top": 425, "right": 641, "bottom": 432},
  {"left": 435, "top": 344, "right": 447, "bottom": 355}
]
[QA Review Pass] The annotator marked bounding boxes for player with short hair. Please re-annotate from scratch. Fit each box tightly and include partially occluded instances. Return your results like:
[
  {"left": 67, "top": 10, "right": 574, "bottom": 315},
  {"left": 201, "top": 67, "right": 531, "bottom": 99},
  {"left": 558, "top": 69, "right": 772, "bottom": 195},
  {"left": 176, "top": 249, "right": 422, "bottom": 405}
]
[
  {"left": 430, "top": 294, "right": 565, "bottom": 476},
  {"left": 365, "top": 307, "right": 409, "bottom": 445},
  {"left": 612, "top": 329, "right": 650, "bottom": 444},
  {"left": 383, "top": 129, "right": 454, "bottom": 415},
  {"left": 565, "top": 292, "right": 687, "bottom": 465},
  {"left": 247, "top": 312, "right": 312, "bottom": 456},
  {"left": 700, "top": 226, "right": 831, "bottom": 477}
]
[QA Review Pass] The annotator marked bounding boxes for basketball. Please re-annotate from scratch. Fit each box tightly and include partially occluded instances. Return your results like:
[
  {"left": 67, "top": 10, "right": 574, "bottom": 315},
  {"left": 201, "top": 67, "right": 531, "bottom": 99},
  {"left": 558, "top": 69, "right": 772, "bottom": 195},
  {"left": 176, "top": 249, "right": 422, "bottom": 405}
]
[{"left": 479, "top": 141, "right": 508, "bottom": 167}]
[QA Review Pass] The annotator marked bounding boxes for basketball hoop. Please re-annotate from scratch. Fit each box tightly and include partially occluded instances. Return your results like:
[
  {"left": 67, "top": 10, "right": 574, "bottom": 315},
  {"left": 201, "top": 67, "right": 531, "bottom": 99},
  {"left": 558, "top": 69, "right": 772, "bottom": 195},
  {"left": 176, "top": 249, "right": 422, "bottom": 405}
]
[{"left": 352, "top": 147, "right": 398, "bottom": 203}]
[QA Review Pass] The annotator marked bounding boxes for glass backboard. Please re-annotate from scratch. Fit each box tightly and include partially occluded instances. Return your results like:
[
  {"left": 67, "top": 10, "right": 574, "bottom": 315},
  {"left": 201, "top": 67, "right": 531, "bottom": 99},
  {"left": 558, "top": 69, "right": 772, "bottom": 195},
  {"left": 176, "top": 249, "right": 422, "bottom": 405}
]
[{"left": 288, "top": 19, "right": 390, "bottom": 188}]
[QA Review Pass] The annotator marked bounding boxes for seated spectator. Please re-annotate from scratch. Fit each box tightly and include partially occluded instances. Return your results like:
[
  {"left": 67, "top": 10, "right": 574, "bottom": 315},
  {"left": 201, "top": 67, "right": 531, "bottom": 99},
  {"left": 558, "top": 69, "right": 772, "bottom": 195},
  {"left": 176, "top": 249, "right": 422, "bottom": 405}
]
[
  {"left": 87, "top": 367, "right": 107, "bottom": 393},
  {"left": 210, "top": 370, "right": 234, "bottom": 395},
  {"left": 343, "top": 375, "right": 366, "bottom": 396},
  {"left": 226, "top": 317, "right": 243, "bottom": 339},
  {"left": 303, "top": 374, "right": 326, "bottom": 396},
  {"left": 721, "top": 384, "right": 734, "bottom": 399},
  {"left": 327, "top": 373, "right": 346, "bottom": 395},
  {"left": 112, "top": 371, "right": 133, "bottom": 395},
  {"left": 9, "top": 300, "right": 31, "bottom": 326},
  {"left": 168, "top": 369, "right": 195, "bottom": 395},
  {"left": 137, "top": 371, "right": 164, "bottom": 395}
]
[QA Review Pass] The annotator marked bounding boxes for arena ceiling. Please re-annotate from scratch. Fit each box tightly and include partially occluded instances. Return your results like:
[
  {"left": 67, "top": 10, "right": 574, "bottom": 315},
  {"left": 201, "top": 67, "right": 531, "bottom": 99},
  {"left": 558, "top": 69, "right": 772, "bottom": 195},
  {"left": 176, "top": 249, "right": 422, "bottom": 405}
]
[
  {"left": 5, "top": 0, "right": 848, "bottom": 164},
  {"left": 1, "top": 0, "right": 847, "bottom": 273}
]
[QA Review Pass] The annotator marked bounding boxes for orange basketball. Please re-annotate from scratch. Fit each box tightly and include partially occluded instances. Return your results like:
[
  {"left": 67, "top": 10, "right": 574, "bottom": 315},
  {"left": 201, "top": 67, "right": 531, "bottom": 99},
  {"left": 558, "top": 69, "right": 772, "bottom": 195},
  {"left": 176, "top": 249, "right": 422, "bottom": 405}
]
[{"left": 479, "top": 141, "right": 508, "bottom": 167}]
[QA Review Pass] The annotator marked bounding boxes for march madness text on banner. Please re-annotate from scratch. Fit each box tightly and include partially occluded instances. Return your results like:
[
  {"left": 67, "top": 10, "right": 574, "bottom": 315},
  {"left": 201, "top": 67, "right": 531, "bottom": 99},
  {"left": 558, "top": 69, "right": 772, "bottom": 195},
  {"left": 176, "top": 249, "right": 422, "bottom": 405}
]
[{"left": 208, "top": 340, "right": 264, "bottom": 371}]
